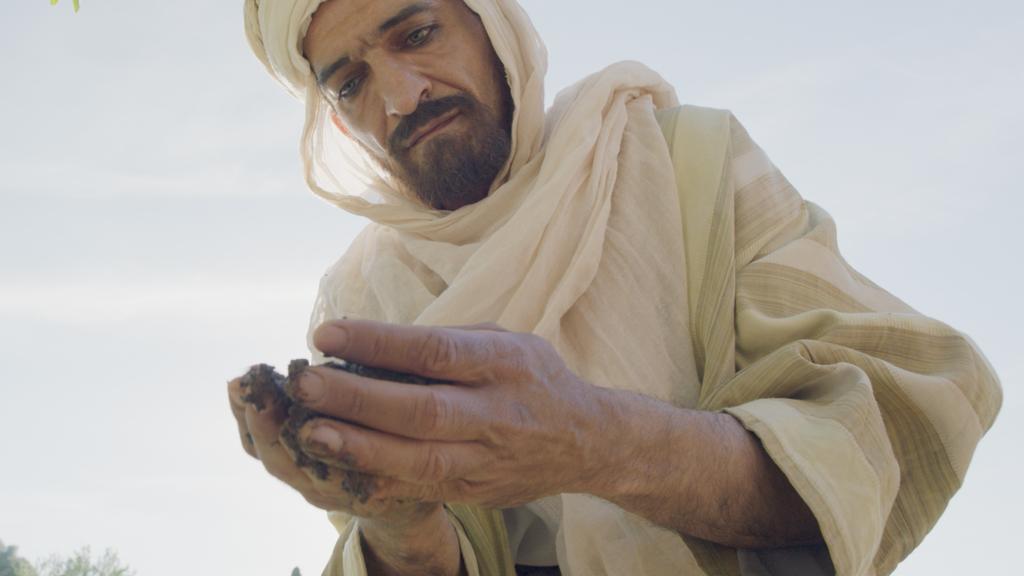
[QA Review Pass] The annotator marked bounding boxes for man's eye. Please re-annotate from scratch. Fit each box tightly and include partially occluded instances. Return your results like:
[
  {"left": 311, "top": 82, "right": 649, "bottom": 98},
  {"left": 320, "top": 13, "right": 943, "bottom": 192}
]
[
  {"left": 406, "top": 25, "right": 435, "bottom": 47},
  {"left": 338, "top": 76, "right": 363, "bottom": 100}
]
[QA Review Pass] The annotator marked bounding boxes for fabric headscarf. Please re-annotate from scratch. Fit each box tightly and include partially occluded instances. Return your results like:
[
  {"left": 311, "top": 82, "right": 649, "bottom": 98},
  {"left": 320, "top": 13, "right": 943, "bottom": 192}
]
[{"left": 245, "top": 0, "right": 706, "bottom": 573}]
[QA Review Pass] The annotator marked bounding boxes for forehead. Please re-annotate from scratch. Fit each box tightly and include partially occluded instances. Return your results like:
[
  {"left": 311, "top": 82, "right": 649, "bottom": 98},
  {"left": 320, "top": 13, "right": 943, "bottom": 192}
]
[{"left": 304, "top": 0, "right": 445, "bottom": 62}]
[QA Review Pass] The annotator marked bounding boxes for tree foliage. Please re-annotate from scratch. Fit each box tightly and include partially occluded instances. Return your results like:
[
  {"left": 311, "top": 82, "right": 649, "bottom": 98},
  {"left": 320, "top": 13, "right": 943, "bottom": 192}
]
[
  {"left": 1, "top": 541, "right": 40, "bottom": 576},
  {"left": 36, "top": 548, "right": 133, "bottom": 576},
  {"left": 1, "top": 542, "right": 133, "bottom": 576},
  {"left": 49, "top": 0, "right": 81, "bottom": 12}
]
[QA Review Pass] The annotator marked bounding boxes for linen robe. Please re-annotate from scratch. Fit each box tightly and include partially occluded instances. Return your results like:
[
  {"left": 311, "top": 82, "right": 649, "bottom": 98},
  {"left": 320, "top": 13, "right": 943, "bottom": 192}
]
[{"left": 321, "top": 106, "right": 1001, "bottom": 576}]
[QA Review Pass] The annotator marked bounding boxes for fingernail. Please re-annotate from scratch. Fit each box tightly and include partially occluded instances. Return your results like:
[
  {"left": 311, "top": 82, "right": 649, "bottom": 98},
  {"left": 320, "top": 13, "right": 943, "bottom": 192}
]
[
  {"left": 297, "top": 370, "right": 326, "bottom": 404},
  {"left": 307, "top": 425, "right": 343, "bottom": 453}
]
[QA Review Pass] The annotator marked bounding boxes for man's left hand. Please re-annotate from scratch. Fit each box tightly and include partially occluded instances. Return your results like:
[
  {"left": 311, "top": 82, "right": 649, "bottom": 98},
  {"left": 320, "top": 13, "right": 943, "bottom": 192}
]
[{"left": 290, "top": 319, "right": 614, "bottom": 508}]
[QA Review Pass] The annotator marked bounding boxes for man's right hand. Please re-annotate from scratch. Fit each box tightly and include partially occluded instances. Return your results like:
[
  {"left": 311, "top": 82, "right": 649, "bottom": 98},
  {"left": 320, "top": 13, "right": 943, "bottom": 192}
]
[{"left": 226, "top": 376, "right": 463, "bottom": 576}]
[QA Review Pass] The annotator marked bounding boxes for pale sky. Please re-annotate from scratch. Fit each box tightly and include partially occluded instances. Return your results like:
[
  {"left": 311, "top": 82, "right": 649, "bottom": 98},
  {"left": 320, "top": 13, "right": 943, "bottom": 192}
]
[{"left": 0, "top": 1, "right": 1020, "bottom": 575}]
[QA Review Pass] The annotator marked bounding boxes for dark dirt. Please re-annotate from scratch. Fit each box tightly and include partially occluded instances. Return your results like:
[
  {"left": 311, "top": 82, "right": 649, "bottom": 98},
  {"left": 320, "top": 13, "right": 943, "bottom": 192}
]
[
  {"left": 239, "top": 359, "right": 444, "bottom": 491},
  {"left": 341, "top": 469, "right": 378, "bottom": 504},
  {"left": 238, "top": 363, "right": 289, "bottom": 412}
]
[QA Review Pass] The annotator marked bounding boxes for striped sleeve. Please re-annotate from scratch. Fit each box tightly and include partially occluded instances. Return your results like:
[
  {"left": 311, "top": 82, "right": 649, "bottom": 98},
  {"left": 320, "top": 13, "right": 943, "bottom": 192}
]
[{"left": 689, "top": 114, "right": 1002, "bottom": 576}]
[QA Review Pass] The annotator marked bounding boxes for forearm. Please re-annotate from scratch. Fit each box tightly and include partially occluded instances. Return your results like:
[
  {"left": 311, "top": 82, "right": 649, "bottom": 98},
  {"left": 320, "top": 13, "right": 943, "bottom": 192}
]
[
  {"left": 360, "top": 507, "right": 465, "bottom": 576},
  {"left": 584, "top": 388, "right": 822, "bottom": 549}
]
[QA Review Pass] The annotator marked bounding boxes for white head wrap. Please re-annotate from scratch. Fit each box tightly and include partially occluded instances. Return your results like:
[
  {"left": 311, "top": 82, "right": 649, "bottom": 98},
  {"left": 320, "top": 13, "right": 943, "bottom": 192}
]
[
  {"left": 244, "top": 0, "right": 547, "bottom": 226},
  {"left": 245, "top": 1, "right": 704, "bottom": 573}
]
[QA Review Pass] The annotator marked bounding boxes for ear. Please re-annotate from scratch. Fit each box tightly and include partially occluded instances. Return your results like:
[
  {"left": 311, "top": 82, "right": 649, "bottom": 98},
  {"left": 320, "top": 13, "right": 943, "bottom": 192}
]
[{"left": 329, "top": 111, "right": 351, "bottom": 137}]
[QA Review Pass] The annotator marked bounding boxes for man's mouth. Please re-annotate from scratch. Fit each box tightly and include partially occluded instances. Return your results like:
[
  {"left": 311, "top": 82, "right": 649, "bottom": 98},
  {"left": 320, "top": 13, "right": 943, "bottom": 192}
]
[{"left": 406, "top": 109, "right": 462, "bottom": 149}]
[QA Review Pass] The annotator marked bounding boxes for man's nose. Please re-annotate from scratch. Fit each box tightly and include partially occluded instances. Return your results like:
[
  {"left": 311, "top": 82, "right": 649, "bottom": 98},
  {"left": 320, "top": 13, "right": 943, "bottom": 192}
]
[{"left": 378, "top": 60, "right": 430, "bottom": 118}]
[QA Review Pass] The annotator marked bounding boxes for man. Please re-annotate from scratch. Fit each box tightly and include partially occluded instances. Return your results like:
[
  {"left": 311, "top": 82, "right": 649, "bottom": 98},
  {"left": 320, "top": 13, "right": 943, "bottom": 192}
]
[{"left": 230, "top": 1, "right": 1002, "bottom": 575}]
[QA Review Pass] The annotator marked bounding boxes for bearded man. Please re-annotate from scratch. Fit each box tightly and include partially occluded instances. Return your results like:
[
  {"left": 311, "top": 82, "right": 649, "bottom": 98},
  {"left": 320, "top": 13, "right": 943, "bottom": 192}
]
[{"left": 229, "top": 1, "right": 1002, "bottom": 575}]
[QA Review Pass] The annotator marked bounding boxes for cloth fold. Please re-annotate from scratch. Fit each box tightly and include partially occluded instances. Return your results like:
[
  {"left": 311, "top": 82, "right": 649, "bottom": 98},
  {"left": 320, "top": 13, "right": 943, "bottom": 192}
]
[{"left": 662, "top": 107, "right": 1002, "bottom": 576}]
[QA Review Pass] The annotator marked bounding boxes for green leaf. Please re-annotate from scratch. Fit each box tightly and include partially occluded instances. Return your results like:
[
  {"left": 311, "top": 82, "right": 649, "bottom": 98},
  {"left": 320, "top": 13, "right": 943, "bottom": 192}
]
[{"left": 49, "top": 0, "right": 80, "bottom": 11}]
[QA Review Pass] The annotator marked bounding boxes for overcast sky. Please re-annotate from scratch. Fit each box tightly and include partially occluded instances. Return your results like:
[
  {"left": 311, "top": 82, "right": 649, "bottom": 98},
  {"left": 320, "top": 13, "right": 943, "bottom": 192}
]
[{"left": 1, "top": 1, "right": 1020, "bottom": 575}]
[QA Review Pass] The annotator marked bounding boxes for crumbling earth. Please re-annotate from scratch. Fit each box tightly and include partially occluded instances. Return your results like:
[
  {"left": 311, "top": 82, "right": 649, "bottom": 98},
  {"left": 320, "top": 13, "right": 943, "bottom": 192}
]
[{"left": 239, "top": 359, "right": 443, "bottom": 493}]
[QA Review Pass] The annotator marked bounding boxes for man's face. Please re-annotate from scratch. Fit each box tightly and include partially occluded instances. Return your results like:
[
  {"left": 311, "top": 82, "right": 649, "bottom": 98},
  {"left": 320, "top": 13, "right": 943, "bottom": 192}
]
[{"left": 304, "top": 0, "right": 513, "bottom": 211}]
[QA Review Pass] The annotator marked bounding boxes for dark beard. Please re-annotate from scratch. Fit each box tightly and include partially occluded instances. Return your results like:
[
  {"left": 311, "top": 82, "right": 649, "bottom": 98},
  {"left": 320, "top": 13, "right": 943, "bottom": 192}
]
[{"left": 385, "top": 94, "right": 511, "bottom": 211}]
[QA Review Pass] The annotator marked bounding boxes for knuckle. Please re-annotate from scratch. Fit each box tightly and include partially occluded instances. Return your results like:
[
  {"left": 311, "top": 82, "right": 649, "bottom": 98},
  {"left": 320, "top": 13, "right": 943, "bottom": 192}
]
[
  {"left": 365, "top": 327, "right": 391, "bottom": 365},
  {"left": 419, "top": 331, "right": 458, "bottom": 374},
  {"left": 418, "top": 445, "right": 452, "bottom": 482},
  {"left": 337, "top": 384, "right": 366, "bottom": 419},
  {"left": 493, "top": 336, "right": 531, "bottom": 377},
  {"left": 411, "top": 391, "right": 449, "bottom": 436}
]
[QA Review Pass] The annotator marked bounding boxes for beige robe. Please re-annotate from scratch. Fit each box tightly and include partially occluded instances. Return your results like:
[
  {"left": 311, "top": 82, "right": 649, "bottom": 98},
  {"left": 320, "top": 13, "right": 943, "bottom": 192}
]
[
  {"left": 318, "top": 105, "right": 1001, "bottom": 576},
  {"left": 243, "top": 0, "right": 998, "bottom": 574}
]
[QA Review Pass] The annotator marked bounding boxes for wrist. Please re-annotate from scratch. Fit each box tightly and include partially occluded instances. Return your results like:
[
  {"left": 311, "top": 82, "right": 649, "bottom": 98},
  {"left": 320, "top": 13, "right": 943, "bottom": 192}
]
[
  {"left": 360, "top": 505, "right": 461, "bottom": 576},
  {"left": 579, "top": 388, "right": 676, "bottom": 503}
]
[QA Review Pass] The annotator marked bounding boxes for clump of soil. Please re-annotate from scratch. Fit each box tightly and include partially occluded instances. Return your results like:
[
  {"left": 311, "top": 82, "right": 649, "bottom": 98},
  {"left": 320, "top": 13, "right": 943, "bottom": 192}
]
[
  {"left": 239, "top": 359, "right": 443, "bottom": 482},
  {"left": 238, "top": 363, "right": 289, "bottom": 412}
]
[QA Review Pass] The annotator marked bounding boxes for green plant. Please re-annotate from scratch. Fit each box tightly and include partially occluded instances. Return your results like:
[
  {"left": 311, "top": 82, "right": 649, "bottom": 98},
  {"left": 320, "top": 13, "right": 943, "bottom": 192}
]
[
  {"left": 49, "top": 0, "right": 80, "bottom": 12},
  {"left": 0, "top": 541, "right": 39, "bottom": 576},
  {"left": 36, "top": 548, "right": 133, "bottom": 576}
]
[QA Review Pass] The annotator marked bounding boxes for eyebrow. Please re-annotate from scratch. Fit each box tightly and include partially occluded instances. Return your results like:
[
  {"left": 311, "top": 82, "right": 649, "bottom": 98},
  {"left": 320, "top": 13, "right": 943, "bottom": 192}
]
[
  {"left": 379, "top": 3, "right": 431, "bottom": 35},
  {"left": 316, "top": 2, "right": 432, "bottom": 86}
]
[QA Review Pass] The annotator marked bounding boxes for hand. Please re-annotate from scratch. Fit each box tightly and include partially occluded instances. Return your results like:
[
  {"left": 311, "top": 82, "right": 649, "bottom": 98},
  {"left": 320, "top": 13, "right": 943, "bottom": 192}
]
[
  {"left": 227, "top": 376, "right": 464, "bottom": 575},
  {"left": 288, "top": 319, "right": 614, "bottom": 508},
  {"left": 226, "top": 371, "right": 440, "bottom": 523}
]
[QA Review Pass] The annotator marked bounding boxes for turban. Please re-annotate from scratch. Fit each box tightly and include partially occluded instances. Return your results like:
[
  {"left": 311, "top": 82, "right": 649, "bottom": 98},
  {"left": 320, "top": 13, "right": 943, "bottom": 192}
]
[{"left": 244, "top": 0, "right": 551, "bottom": 219}]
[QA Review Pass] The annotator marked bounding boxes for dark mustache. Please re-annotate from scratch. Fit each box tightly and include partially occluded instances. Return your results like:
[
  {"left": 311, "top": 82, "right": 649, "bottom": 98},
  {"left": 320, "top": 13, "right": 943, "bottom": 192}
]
[{"left": 389, "top": 94, "right": 475, "bottom": 152}]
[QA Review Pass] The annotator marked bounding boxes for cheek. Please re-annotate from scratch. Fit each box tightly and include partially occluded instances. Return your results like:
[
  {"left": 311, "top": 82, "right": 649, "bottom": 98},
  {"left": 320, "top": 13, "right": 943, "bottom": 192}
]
[
  {"left": 461, "top": 40, "right": 509, "bottom": 118},
  {"left": 338, "top": 106, "right": 389, "bottom": 156}
]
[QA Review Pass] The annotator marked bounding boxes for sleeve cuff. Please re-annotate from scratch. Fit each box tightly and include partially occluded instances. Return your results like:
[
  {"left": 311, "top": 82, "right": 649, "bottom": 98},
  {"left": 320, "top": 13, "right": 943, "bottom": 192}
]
[
  {"left": 322, "top": 510, "right": 479, "bottom": 576},
  {"left": 725, "top": 396, "right": 895, "bottom": 576}
]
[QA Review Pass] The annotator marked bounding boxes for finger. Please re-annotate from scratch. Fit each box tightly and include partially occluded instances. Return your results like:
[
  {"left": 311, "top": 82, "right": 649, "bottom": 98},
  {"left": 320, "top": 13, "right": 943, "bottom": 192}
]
[
  {"left": 308, "top": 465, "right": 444, "bottom": 508},
  {"left": 245, "top": 404, "right": 312, "bottom": 488},
  {"left": 292, "top": 365, "right": 484, "bottom": 440},
  {"left": 299, "top": 418, "right": 489, "bottom": 484},
  {"left": 228, "top": 378, "right": 257, "bottom": 458},
  {"left": 279, "top": 455, "right": 362, "bottom": 513},
  {"left": 312, "top": 319, "right": 518, "bottom": 382},
  {"left": 450, "top": 322, "right": 508, "bottom": 333}
]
